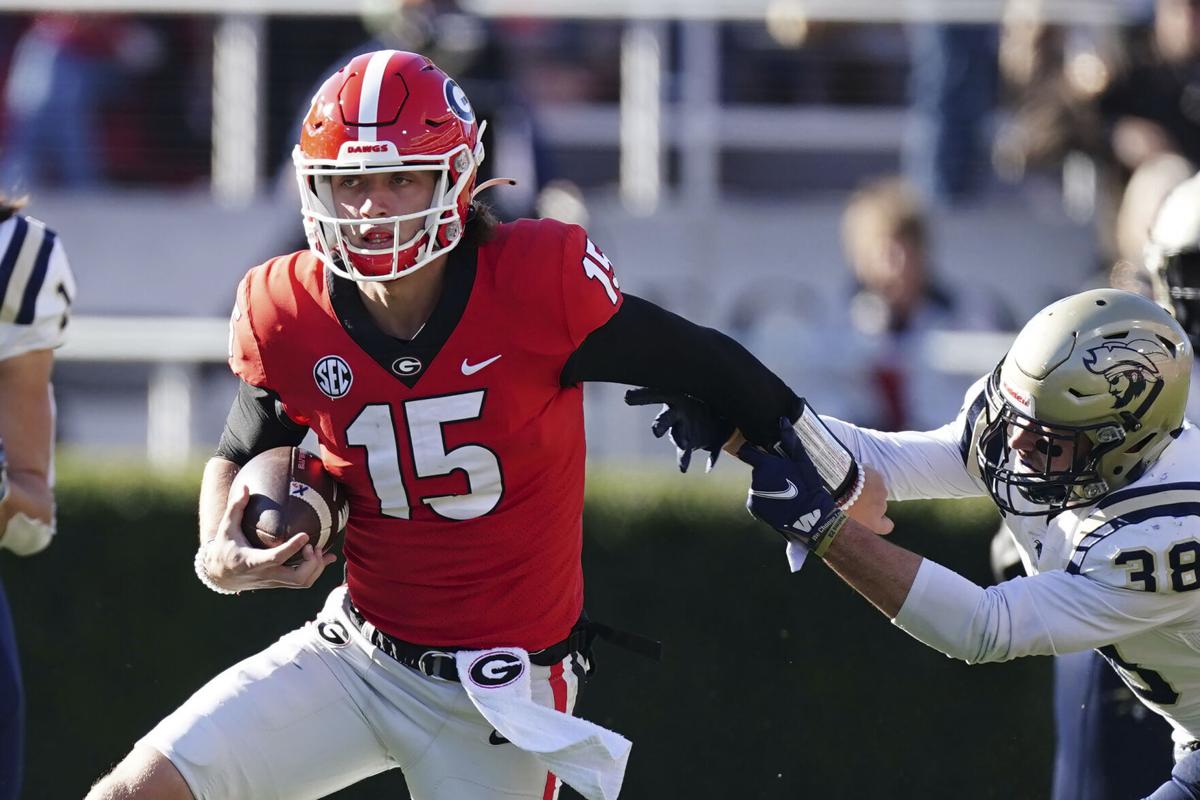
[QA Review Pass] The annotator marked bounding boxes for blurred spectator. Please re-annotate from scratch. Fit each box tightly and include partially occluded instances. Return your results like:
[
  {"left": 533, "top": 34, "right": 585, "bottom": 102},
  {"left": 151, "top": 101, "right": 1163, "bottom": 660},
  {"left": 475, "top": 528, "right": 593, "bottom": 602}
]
[
  {"left": 1099, "top": 0, "right": 1200, "bottom": 172},
  {"left": 997, "top": 0, "right": 1200, "bottom": 268},
  {"left": 0, "top": 14, "right": 162, "bottom": 190},
  {"left": 743, "top": 176, "right": 1011, "bottom": 431},
  {"left": 721, "top": 21, "right": 909, "bottom": 106},
  {"left": 992, "top": 1, "right": 1107, "bottom": 185},
  {"left": 904, "top": 23, "right": 999, "bottom": 207}
]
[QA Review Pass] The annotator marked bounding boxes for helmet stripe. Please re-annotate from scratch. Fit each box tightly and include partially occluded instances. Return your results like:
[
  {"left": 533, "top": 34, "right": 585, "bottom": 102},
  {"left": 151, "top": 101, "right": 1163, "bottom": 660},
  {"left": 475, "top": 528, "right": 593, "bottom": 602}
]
[{"left": 356, "top": 49, "right": 398, "bottom": 143}]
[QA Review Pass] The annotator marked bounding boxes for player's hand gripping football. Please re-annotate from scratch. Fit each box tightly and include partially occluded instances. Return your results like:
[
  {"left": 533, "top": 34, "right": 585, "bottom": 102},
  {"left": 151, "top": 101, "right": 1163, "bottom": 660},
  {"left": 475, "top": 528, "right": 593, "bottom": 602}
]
[
  {"left": 737, "top": 419, "right": 849, "bottom": 557},
  {"left": 624, "top": 388, "right": 734, "bottom": 473},
  {"left": 200, "top": 485, "right": 336, "bottom": 592}
]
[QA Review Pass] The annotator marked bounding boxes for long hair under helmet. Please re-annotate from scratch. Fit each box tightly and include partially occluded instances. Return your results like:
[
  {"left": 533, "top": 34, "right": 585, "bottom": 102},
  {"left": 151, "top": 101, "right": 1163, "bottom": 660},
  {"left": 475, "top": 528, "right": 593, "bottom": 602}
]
[{"left": 293, "top": 50, "right": 485, "bottom": 282}]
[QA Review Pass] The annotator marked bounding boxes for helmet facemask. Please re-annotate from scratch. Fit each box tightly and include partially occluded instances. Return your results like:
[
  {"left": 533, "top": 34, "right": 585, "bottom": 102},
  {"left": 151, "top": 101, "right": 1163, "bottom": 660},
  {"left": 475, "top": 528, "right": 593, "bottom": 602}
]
[
  {"left": 978, "top": 366, "right": 1128, "bottom": 516},
  {"left": 293, "top": 140, "right": 482, "bottom": 283}
]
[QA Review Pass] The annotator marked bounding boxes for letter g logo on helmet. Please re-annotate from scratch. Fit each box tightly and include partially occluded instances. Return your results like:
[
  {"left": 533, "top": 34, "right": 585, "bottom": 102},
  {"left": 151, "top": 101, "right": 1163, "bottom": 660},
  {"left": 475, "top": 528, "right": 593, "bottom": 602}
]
[
  {"left": 467, "top": 652, "right": 524, "bottom": 688},
  {"left": 444, "top": 79, "right": 475, "bottom": 123}
]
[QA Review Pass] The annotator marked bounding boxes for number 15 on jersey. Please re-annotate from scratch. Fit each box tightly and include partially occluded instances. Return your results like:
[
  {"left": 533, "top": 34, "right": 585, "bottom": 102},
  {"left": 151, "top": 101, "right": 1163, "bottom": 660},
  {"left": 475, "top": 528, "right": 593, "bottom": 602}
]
[{"left": 346, "top": 391, "right": 503, "bottom": 521}]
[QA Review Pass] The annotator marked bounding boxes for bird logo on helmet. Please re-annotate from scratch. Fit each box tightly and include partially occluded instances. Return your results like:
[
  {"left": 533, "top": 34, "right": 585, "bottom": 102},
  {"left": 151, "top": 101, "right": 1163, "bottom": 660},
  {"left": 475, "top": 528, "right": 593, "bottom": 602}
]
[{"left": 292, "top": 50, "right": 487, "bottom": 282}]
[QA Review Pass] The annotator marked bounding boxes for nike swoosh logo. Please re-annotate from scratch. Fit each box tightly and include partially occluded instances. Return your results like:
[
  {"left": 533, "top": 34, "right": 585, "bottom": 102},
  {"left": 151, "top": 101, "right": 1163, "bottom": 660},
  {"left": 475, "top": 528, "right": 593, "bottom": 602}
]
[
  {"left": 462, "top": 354, "right": 502, "bottom": 375},
  {"left": 488, "top": 730, "right": 510, "bottom": 746},
  {"left": 749, "top": 480, "right": 799, "bottom": 500}
]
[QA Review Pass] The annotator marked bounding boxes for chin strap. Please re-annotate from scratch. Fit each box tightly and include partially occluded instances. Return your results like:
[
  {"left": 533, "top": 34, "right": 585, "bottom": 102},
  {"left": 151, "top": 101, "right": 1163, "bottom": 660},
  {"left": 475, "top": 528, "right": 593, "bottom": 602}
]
[{"left": 472, "top": 177, "right": 518, "bottom": 199}]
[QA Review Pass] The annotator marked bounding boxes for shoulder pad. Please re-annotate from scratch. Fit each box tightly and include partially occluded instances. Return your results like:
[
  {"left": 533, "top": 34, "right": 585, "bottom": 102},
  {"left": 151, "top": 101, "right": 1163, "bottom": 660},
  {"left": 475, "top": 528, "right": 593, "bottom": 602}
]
[
  {"left": 1069, "top": 483, "right": 1200, "bottom": 592},
  {"left": 957, "top": 373, "right": 991, "bottom": 479},
  {"left": 0, "top": 216, "right": 68, "bottom": 327}
]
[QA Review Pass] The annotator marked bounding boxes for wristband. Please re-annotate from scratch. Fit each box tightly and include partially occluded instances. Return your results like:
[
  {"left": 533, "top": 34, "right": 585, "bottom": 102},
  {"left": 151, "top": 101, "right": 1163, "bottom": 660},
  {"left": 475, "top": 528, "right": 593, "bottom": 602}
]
[
  {"left": 834, "top": 461, "right": 866, "bottom": 511},
  {"left": 807, "top": 508, "right": 849, "bottom": 558},
  {"left": 194, "top": 540, "right": 238, "bottom": 595}
]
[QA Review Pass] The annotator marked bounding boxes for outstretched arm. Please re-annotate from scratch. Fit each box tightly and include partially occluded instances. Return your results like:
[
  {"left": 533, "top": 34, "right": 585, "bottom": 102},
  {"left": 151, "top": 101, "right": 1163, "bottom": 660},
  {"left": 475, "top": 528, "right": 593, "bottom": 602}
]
[
  {"left": 561, "top": 294, "right": 799, "bottom": 448},
  {"left": 567, "top": 294, "right": 889, "bottom": 531},
  {"left": 821, "top": 520, "right": 923, "bottom": 617},
  {"left": 743, "top": 427, "right": 1195, "bottom": 663}
]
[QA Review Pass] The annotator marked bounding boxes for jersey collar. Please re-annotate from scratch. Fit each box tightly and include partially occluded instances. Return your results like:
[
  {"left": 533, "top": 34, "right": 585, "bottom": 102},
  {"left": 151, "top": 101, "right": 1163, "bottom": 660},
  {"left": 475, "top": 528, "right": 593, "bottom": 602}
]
[{"left": 327, "top": 242, "right": 478, "bottom": 389}]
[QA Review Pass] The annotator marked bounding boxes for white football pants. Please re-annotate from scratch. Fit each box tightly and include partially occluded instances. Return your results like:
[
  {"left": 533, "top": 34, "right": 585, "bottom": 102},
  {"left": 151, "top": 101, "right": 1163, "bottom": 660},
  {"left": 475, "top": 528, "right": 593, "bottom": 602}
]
[{"left": 139, "top": 586, "right": 581, "bottom": 800}]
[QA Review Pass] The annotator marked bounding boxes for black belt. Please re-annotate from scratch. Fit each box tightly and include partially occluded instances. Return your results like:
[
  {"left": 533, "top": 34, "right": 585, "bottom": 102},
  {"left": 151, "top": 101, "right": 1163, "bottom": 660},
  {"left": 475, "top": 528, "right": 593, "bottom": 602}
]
[{"left": 346, "top": 604, "right": 661, "bottom": 682}]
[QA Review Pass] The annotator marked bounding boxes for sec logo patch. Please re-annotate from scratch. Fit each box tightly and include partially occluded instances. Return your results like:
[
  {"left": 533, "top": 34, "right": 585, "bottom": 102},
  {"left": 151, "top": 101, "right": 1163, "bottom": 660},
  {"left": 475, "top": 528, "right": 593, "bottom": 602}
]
[
  {"left": 468, "top": 652, "right": 524, "bottom": 688},
  {"left": 314, "top": 355, "right": 353, "bottom": 399}
]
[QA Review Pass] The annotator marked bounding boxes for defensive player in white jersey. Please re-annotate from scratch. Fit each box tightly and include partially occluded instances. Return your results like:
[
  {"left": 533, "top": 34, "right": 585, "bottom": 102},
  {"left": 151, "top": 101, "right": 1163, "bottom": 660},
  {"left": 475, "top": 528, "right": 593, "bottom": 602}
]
[
  {"left": 645, "top": 288, "right": 1200, "bottom": 799},
  {"left": 1146, "top": 170, "right": 1200, "bottom": 422},
  {"left": 0, "top": 193, "right": 75, "bottom": 800}
]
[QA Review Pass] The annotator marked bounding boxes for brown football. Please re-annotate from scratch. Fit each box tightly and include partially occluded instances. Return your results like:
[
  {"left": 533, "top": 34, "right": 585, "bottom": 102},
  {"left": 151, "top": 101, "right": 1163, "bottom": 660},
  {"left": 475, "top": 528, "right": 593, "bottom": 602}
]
[{"left": 229, "top": 446, "right": 349, "bottom": 566}]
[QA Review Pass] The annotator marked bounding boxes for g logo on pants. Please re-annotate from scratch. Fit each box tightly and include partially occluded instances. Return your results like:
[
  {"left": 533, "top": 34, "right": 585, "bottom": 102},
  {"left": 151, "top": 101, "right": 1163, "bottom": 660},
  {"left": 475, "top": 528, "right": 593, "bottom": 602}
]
[
  {"left": 468, "top": 652, "right": 524, "bottom": 688},
  {"left": 317, "top": 620, "right": 350, "bottom": 646}
]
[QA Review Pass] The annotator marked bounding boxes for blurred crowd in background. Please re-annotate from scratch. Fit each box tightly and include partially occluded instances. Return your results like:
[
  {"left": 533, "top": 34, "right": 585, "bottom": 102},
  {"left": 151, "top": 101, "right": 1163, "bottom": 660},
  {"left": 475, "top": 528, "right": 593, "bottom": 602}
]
[{"left": 2, "top": 0, "right": 1199, "bottom": 439}]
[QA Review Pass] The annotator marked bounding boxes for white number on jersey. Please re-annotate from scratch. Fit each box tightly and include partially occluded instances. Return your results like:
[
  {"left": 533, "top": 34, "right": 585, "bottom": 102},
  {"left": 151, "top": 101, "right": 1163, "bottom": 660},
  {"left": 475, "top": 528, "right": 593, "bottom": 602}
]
[
  {"left": 581, "top": 237, "right": 619, "bottom": 305},
  {"left": 345, "top": 391, "right": 503, "bottom": 521}
]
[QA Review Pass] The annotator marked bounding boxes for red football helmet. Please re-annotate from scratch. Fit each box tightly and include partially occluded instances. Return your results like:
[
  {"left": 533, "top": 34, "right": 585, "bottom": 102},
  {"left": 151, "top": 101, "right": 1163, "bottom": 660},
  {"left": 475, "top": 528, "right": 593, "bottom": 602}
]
[{"left": 293, "top": 50, "right": 485, "bottom": 281}]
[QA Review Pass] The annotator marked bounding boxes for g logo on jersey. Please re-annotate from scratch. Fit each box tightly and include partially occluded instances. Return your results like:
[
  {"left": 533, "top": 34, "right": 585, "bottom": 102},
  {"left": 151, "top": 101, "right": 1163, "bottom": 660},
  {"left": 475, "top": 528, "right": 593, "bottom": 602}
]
[
  {"left": 1082, "top": 339, "right": 1168, "bottom": 410},
  {"left": 392, "top": 356, "right": 423, "bottom": 376},
  {"left": 314, "top": 355, "right": 353, "bottom": 399},
  {"left": 467, "top": 651, "right": 524, "bottom": 688},
  {"left": 444, "top": 79, "right": 474, "bottom": 123}
]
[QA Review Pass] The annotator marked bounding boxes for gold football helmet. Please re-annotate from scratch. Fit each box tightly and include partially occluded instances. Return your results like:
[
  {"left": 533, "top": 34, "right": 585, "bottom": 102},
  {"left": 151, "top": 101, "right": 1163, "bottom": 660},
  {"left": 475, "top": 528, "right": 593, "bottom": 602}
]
[{"left": 975, "top": 289, "right": 1191, "bottom": 515}]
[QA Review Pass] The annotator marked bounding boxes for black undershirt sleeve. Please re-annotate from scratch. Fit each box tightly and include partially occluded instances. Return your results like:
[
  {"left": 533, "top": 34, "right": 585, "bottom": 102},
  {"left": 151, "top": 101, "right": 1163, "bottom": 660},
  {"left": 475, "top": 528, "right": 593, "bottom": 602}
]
[
  {"left": 214, "top": 380, "right": 308, "bottom": 466},
  {"left": 560, "top": 294, "right": 800, "bottom": 447}
]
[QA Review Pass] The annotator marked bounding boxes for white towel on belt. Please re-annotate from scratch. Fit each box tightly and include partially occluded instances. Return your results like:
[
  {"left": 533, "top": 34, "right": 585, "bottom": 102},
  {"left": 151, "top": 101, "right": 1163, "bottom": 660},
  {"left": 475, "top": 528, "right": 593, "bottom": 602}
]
[{"left": 455, "top": 648, "right": 630, "bottom": 800}]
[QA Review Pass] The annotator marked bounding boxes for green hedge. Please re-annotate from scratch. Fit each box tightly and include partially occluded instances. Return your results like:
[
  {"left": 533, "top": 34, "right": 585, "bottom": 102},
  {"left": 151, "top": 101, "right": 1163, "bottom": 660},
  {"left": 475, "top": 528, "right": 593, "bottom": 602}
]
[{"left": 1, "top": 462, "right": 1050, "bottom": 799}]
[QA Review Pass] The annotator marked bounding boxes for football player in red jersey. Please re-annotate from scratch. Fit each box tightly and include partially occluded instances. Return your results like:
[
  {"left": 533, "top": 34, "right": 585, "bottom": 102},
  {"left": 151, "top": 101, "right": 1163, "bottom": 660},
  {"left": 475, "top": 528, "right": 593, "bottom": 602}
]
[{"left": 87, "top": 50, "right": 883, "bottom": 800}]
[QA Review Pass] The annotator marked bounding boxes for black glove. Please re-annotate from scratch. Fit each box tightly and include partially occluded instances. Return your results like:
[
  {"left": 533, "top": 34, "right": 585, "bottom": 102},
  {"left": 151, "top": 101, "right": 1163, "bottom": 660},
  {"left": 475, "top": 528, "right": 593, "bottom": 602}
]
[
  {"left": 738, "top": 418, "right": 848, "bottom": 557},
  {"left": 624, "top": 388, "right": 734, "bottom": 473}
]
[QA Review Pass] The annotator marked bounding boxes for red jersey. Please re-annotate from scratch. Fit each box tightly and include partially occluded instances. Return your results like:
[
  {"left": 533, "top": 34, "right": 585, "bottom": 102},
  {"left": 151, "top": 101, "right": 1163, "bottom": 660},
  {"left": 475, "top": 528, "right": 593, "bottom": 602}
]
[{"left": 228, "top": 219, "right": 623, "bottom": 649}]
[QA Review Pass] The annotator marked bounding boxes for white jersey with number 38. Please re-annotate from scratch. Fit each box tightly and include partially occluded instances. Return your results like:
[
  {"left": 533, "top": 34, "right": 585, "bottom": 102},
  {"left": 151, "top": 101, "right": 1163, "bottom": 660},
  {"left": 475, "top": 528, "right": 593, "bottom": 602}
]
[{"left": 824, "top": 377, "right": 1200, "bottom": 747}]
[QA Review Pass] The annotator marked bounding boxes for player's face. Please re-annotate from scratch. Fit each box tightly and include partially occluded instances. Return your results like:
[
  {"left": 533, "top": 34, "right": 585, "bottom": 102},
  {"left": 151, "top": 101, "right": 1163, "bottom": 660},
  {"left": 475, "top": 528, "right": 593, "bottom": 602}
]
[
  {"left": 1006, "top": 419, "right": 1092, "bottom": 474},
  {"left": 329, "top": 170, "right": 439, "bottom": 251}
]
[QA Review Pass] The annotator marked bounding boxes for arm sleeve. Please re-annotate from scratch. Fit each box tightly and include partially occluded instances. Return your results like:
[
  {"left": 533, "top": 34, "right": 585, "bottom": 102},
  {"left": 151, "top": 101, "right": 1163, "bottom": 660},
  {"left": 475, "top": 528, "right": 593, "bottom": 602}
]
[
  {"left": 560, "top": 293, "right": 800, "bottom": 447},
  {"left": 213, "top": 379, "right": 307, "bottom": 466},
  {"left": 819, "top": 417, "right": 987, "bottom": 501},
  {"left": 816, "top": 373, "right": 991, "bottom": 500},
  {"left": 892, "top": 559, "right": 1199, "bottom": 663}
]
